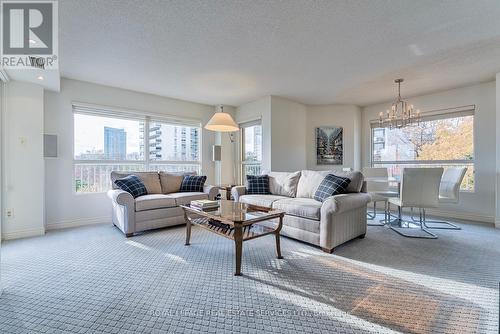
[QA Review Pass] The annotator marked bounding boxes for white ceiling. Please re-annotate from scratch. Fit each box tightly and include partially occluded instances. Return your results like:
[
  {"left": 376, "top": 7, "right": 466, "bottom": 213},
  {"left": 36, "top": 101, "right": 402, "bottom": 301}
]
[
  {"left": 6, "top": 68, "right": 60, "bottom": 91},
  {"left": 59, "top": 0, "right": 500, "bottom": 107}
]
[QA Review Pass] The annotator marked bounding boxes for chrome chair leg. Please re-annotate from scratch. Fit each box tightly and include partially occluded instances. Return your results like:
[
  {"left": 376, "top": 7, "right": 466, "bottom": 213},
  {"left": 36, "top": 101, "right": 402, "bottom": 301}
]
[
  {"left": 410, "top": 207, "right": 461, "bottom": 230},
  {"left": 367, "top": 201, "right": 385, "bottom": 226},
  {"left": 410, "top": 207, "right": 420, "bottom": 222},
  {"left": 421, "top": 209, "right": 461, "bottom": 230},
  {"left": 367, "top": 201, "right": 377, "bottom": 220},
  {"left": 384, "top": 202, "right": 399, "bottom": 225},
  {"left": 389, "top": 207, "right": 438, "bottom": 239},
  {"left": 382, "top": 201, "right": 389, "bottom": 224}
]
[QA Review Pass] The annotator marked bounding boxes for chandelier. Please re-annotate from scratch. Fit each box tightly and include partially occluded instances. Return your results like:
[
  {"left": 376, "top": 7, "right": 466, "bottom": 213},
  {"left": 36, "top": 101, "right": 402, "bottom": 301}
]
[{"left": 379, "top": 79, "right": 420, "bottom": 128}]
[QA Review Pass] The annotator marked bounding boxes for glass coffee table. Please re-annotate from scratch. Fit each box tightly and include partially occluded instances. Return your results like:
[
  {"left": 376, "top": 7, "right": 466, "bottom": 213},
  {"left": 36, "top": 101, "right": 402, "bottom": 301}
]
[{"left": 181, "top": 200, "right": 285, "bottom": 276}]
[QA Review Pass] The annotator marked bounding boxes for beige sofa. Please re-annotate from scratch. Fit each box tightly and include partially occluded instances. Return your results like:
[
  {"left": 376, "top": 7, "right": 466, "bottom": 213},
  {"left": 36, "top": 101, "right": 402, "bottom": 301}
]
[
  {"left": 107, "top": 171, "right": 217, "bottom": 237},
  {"left": 231, "top": 170, "right": 370, "bottom": 252}
]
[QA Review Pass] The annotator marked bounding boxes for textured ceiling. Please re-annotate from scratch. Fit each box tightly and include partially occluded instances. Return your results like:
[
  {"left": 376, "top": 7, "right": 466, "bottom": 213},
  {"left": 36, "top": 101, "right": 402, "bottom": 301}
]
[{"left": 59, "top": 0, "right": 500, "bottom": 106}]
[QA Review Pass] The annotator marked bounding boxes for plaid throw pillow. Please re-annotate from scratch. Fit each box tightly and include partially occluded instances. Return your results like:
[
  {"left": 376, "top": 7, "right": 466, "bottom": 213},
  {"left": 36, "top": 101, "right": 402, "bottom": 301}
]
[
  {"left": 246, "top": 175, "right": 271, "bottom": 195},
  {"left": 114, "top": 175, "right": 148, "bottom": 198},
  {"left": 180, "top": 175, "right": 207, "bottom": 192},
  {"left": 313, "top": 174, "right": 351, "bottom": 202}
]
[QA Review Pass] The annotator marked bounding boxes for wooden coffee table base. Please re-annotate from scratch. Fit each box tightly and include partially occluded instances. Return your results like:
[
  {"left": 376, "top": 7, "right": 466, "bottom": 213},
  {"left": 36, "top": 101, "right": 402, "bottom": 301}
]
[{"left": 183, "top": 209, "right": 284, "bottom": 276}]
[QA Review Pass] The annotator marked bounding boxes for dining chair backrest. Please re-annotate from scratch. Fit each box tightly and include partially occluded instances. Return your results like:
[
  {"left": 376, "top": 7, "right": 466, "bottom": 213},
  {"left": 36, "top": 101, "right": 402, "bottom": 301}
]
[
  {"left": 362, "top": 167, "right": 388, "bottom": 178},
  {"left": 362, "top": 167, "right": 390, "bottom": 192},
  {"left": 439, "top": 167, "right": 467, "bottom": 202},
  {"left": 400, "top": 168, "right": 443, "bottom": 208}
]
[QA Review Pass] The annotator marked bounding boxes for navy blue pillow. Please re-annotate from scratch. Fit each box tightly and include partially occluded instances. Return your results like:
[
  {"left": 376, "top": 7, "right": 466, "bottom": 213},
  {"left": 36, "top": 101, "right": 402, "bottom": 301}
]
[
  {"left": 246, "top": 175, "right": 271, "bottom": 195},
  {"left": 314, "top": 174, "right": 351, "bottom": 202},
  {"left": 114, "top": 175, "right": 148, "bottom": 198},
  {"left": 180, "top": 175, "right": 207, "bottom": 192}
]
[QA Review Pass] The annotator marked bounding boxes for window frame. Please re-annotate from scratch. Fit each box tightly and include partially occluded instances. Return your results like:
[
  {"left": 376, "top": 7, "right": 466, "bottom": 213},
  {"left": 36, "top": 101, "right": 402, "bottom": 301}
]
[
  {"left": 239, "top": 119, "right": 262, "bottom": 183},
  {"left": 73, "top": 103, "right": 202, "bottom": 194},
  {"left": 369, "top": 105, "right": 475, "bottom": 192}
]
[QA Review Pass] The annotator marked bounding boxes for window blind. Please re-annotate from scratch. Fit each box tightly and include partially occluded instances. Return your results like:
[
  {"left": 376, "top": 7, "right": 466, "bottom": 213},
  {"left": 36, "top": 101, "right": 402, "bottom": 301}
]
[
  {"left": 72, "top": 102, "right": 201, "bottom": 127},
  {"left": 239, "top": 118, "right": 262, "bottom": 128},
  {"left": 370, "top": 105, "right": 475, "bottom": 128}
]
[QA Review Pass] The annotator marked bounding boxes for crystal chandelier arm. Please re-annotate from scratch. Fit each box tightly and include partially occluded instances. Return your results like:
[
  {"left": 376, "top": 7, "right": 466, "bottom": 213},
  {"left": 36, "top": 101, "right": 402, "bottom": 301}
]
[{"left": 379, "top": 78, "right": 419, "bottom": 128}]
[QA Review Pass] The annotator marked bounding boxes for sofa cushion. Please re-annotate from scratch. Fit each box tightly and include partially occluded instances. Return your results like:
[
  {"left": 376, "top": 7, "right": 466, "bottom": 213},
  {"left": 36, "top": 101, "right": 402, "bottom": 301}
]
[
  {"left": 246, "top": 175, "right": 271, "bottom": 195},
  {"left": 159, "top": 171, "right": 196, "bottom": 194},
  {"left": 167, "top": 192, "right": 208, "bottom": 206},
  {"left": 266, "top": 171, "right": 301, "bottom": 197},
  {"left": 272, "top": 198, "right": 322, "bottom": 220},
  {"left": 296, "top": 170, "right": 327, "bottom": 198},
  {"left": 114, "top": 175, "right": 148, "bottom": 198},
  {"left": 296, "top": 170, "right": 364, "bottom": 198},
  {"left": 313, "top": 174, "right": 351, "bottom": 202},
  {"left": 283, "top": 214, "right": 320, "bottom": 234},
  {"left": 239, "top": 194, "right": 289, "bottom": 208},
  {"left": 135, "top": 194, "right": 177, "bottom": 212},
  {"left": 135, "top": 206, "right": 184, "bottom": 223},
  {"left": 111, "top": 171, "right": 162, "bottom": 194}
]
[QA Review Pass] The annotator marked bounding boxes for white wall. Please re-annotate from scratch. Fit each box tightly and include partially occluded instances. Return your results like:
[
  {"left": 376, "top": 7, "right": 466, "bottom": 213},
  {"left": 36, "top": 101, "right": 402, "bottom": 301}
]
[
  {"left": 236, "top": 96, "right": 361, "bottom": 177},
  {"left": 44, "top": 78, "right": 218, "bottom": 229},
  {"left": 496, "top": 75, "right": 500, "bottom": 228},
  {"left": 0, "top": 82, "right": 3, "bottom": 293},
  {"left": 236, "top": 96, "right": 308, "bottom": 175},
  {"left": 306, "top": 105, "right": 361, "bottom": 171},
  {"left": 362, "top": 81, "right": 497, "bottom": 223},
  {"left": 2, "top": 81, "right": 45, "bottom": 239},
  {"left": 270, "top": 96, "right": 307, "bottom": 172},
  {"left": 235, "top": 96, "right": 272, "bottom": 176}
]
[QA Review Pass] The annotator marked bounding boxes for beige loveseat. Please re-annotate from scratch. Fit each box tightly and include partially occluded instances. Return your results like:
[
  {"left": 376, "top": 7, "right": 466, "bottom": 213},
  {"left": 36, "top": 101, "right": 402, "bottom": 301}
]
[
  {"left": 107, "top": 171, "right": 217, "bottom": 237},
  {"left": 231, "top": 170, "right": 370, "bottom": 252}
]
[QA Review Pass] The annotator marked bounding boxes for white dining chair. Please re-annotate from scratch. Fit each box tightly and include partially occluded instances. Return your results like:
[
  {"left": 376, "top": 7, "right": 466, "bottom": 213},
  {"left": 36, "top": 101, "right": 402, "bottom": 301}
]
[
  {"left": 388, "top": 167, "right": 443, "bottom": 239},
  {"left": 362, "top": 167, "right": 398, "bottom": 226},
  {"left": 411, "top": 167, "right": 467, "bottom": 230}
]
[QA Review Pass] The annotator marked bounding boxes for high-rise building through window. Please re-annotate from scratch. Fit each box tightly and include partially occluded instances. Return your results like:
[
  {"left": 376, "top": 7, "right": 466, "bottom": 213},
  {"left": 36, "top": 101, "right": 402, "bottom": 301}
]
[
  {"left": 104, "top": 127, "right": 127, "bottom": 160},
  {"left": 147, "top": 122, "right": 199, "bottom": 161}
]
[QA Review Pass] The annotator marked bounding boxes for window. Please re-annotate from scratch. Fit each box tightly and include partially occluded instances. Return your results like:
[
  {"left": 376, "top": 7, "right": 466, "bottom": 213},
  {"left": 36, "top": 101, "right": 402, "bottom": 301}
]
[
  {"left": 240, "top": 120, "right": 262, "bottom": 182},
  {"left": 73, "top": 105, "right": 201, "bottom": 193},
  {"left": 74, "top": 113, "right": 144, "bottom": 161},
  {"left": 371, "top": 107, "right": 474, "bottom": 191},
  {"left": 147, "top": 120, "right": 201, "bottom": 174}
]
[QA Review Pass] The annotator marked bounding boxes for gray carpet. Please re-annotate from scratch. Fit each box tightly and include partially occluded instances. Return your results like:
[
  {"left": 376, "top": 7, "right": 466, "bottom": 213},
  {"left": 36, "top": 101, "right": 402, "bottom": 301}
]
[{"left": 0, "top": 217, "right": 499, "bottom": 333}]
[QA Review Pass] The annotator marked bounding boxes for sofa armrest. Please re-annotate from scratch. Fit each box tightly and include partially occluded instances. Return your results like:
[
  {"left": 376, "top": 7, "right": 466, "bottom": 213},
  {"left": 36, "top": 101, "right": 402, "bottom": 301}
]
[
  {"left": 107, "top": 189, "right": 134, "bottom": 207},
  {"left": 231, "top": 186, "right": 247, "bottom": 202},
  {"left": 203, "top": 185, "right": 218, "bottom": 200},
  {"left": 321, "top": 193, "right": 371, "bottom": 215},
  {"left": 107, "top": 189, "right": 135, "bottom": 235},
  {"left": 320, "top": 192, "right": 371, "bottom": 251}
]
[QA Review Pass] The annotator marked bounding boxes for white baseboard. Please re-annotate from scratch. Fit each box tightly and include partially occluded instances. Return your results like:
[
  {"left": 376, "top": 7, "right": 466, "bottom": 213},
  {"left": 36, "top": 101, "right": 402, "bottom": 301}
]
[
  {"left": 398, "top": 208, "right": 494, "bottom": 225},
  {"left": 425, "top": 209, "right": 494, "bottom": 224},
  {"left": 2, "top": 227, "right": 45, "bottom": 240},
  {"left": 46, "top": 216, "right": 111, "bottom": 230}
]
